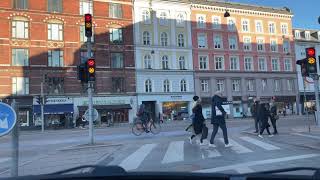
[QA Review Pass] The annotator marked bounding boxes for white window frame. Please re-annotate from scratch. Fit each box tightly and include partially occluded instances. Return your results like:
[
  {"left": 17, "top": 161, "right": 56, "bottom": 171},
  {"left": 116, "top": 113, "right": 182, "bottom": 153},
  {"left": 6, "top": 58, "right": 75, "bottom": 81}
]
[
  {"left": 12, "top": 77, "right": 29, "bottom": 95},
  {"left": 216, "top": 79, "right": 225, "bottom": 91},
  {"left": 305, "top": 31, "right": 311, "bottom": 40},
  {"left": 48, "top": 23, "right": 63, "bottom": 41},
  {"left": 145, "top": 79, "right": 152, "bottom": 93},
  {"left": 287, "top": 79, "right": 293, "bottom": 91},
  {"left": 270, "top": 39, "right": 278, "bottom": 52},
  {"left": 161, "top": 55, "right": 169, "bottom": 69},
  {"left": 144, "top": 54, "right": 152, "bottom": 69},
  {"left": 232, "top": 79, "right": 240, "bottom": 92},
  {"left": 199, "top": 55, "right": 208, "bottom": 70},
  {"left": 229, "top": 36, "right": 238, "bottom": 50},
  {"left": 284, "top": 58, "right": 292, "bottom": 71},
  {"left": 255, "top": 20, "right": 263, "bottom": 33},
  {"left": 230, "top": 56, "right": 239, "bottom": 70},
  {"left": 227, "top": 17, "right": 236, "bottom": 31},
  {"left": 177, "top": 33, "right": 185, "bottom": 47},
  {"left": 295, "top": 30, "right": 300, "bottom": 39},
  {"left": 244, "top": 57, "right": 253, "bottom": 71},
  {"left": 197, "top": 33, "right": 207, "bottom": 48},
  {"left": 12, "top": 20, "right": 29, "bottom": 39},
  {"left": 257, "top": 37, "right": 265, "bottom": 51},
  {"left": 258, "top": 57, "right": 267, "bottom": 71},
  {"left": 159, "top": 11, "right": 168, "bottom": 26},
  {"left": 48, "top": 50, "right": 64, "bottom": 67},
  {"left": 243, "top": 36, "right": 252, "bottom": 51},
  {"left": 142, "top": 31, "right": 151, "bottom": 45},
  {"left": 247, "top": 79, "right": 254, "bottom": 92},
  {"left": 180, "top": 79, "right": 187, "bottom": 92},
  {"left": 176, "top": 13, "right": 185, "bottom": 27},
  {"left": 79, "top": 0, "right": 93, "bottom": 15},
  {"left": 163, "top": 79, "right": 170, "bottom": 92},
  {"left": 212, "top": 16, "right": 221, "bottom": 29},
  {"left": 179, "top": 56, "right": 186, "bottom": 70},
  {"left": 268, "top": 22, "right": 276, "bottom": 34},
  {"left": 274, "top": 79, "right": 280, "bottom": 92},
  {"left": 271, "top": 58, "right": 280, "bottom": 71},
  {"left": 200, "top": 79, "right": 209, "bottom": 92},
  {"left": 12, "top": 48, "right": 29, "bottom": 66},
  {"left": 160, "top": 32, "right": 168, "bottom": 46},
  {"left": 197, "top": 14, "right": 206, "bottom": 28},
  {"left": 215, "top": 56, "right": 224, "bottom": 70},
  {"left": 283, "top": 40, "right": 290, "bottom": 53},
  {"left": 214, "top": 34, "right": 223, "bottom": 49},
  {"left": 242, "top": 19, "right": 250, "bottom": 32},
  {"left": 262, "top": 79, "right": 267, "bottom": 92},
  {"left": 281, "top": 23, "right": 288, "bottom": 35},
  {"left": 142, "top": 10, "right": 151, "bottom": 24}
]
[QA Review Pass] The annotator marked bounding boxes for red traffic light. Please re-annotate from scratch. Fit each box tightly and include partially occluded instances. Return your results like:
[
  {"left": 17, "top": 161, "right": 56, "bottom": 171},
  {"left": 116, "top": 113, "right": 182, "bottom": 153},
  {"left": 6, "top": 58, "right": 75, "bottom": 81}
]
[
  {"left": 85, "top": 14, "right": 92, "bottom": 22},
  {"left": 307, "top": 48, "right": 315, "bottom": 56},
  {"left": 87, "top": 59, "right": 95, "bottom": 66}
]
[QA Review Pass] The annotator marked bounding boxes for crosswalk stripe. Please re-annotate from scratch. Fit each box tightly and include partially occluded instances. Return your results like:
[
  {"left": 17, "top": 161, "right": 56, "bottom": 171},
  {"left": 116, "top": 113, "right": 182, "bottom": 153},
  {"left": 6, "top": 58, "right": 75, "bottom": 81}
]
[
  {"left": 201, "top": 149, "right": 221, "bottom": 159},
  {"left": 0, "top": 158, "right": 10, "bottom": 163},
  {"left": 162, "top": 141, "right": 184, "bottom": 164},
  {"left": 119, "top": 143, "right": 157, "bottom": 171},
  {"left": 240, "top": 136, "right": 280, "bottom": 150},
  {"left": 219, "top": 138, "right": 253, "bottom": 154}
]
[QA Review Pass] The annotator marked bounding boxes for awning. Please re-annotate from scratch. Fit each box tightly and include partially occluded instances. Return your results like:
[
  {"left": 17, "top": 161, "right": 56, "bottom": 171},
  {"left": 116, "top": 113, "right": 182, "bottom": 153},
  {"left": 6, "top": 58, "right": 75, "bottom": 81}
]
[
  {"left": 78, "top": 104, "right": 132, "bottom": 112},
  {"left": 33, "top": 104, "right": 74, "bottom": 114}
]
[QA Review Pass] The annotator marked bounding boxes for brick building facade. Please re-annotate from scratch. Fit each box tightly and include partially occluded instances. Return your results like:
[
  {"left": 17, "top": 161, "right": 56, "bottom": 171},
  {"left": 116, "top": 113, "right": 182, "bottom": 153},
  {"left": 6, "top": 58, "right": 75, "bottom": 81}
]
[{"left": 0, "top": 0, "right": 136, "bottom": 128}]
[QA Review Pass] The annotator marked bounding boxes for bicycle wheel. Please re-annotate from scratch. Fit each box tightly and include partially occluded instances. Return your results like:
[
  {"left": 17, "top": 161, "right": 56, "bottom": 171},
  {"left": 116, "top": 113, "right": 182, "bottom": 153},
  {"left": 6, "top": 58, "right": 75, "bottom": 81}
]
[
  {"left": 150, "top": 121, "right": 161, "bottom": 134},
  {"left": 132, "top": 121, "right": 144, "bottom": 136}
]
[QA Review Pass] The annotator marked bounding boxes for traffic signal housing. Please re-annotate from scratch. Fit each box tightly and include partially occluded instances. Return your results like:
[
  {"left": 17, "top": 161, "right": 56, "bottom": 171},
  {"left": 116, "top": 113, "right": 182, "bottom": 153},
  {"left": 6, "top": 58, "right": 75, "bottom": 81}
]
[
  {"left": 77, "top": 63, "right": 87, "bottom": 82},
  {"left": 36, "top": 96, "right": 42, "bottom": 105},
  {"left": 306, "top": 47, "right": 317, "bottom": 74},
  {"left": 84, "top": 14, "right": 92, "bottom": 38},
  {"left": 296, "top": 59, "right": 308, "bottom": 77},
  {"left": 86, "top": 58, "right": 96, "bottom": 82}
]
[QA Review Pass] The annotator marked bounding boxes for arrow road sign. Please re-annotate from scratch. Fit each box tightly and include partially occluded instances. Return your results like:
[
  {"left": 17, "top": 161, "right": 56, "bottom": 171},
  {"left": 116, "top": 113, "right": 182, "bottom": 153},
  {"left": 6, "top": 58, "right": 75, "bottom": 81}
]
[{"left": 0, "top": 102, "right": 17, "bottom": 137}]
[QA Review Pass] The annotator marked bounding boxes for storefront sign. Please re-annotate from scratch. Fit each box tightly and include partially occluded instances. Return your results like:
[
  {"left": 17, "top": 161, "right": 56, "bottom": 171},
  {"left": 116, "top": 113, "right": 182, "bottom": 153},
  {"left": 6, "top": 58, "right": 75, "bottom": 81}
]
[
  {"left": 33, "top": 97, "right": 73, "bottom": 105},
  {"left": 82, "top": 99, "right": 126, "bottom": 106},
  {"left": 171, "top": 96, "right": 182, "bottom": 100}
]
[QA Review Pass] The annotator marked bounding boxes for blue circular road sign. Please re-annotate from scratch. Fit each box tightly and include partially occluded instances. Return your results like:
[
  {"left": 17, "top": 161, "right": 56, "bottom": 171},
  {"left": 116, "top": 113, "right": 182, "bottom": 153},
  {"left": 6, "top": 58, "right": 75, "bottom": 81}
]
[{"left": 0, "top": 102, "right": 17, "bottom": 137}]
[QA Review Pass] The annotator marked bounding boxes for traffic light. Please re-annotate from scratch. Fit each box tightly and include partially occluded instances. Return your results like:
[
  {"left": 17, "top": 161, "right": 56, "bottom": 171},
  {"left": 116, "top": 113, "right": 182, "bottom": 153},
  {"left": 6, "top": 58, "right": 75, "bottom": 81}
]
[
  {"left": 77, "top": 63, "right": 87, "bottom": 82},
  {"left": 306, "top": 47, "right": 317, "bottom": 74},
  {"left": 84, "top": 14, "right": 92, "bottom": 38},
  {"left": 296, "top": 59, "right": 308, "bottom": 77},
  {"left": 86, "top": 58, "right": 96, "bottom": 81}
]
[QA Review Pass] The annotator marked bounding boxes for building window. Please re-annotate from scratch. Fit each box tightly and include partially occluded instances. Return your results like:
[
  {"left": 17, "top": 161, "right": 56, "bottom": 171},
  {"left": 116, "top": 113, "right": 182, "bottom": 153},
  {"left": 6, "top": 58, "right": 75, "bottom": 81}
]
[
  {"left": 295, "top": 30, "right": 300, "bottom": 39},
  {"left": 80, "top": 25, "right": 94, "bottom": 42},
  {"left": 144, "top": 54, "right": 152, "bottom": 69},
  {"left": 112, "top": 77, "right": 125, "bottom": 93},
  {"left": 215, "top": 56, "right": 224, "bottom": 70},
  {"left": 145, "top": 79, "right": 152, "bottom": 93},
  {"left": 269, "top": 22, "right": 276, "bottom": 34},
  {"left": 214, "top": 35, "right": 222, "bottom": 49},
  {"left": 232, "top": 79, "right": 240, "bottom": 92},
  {"left": 179, "top": 56, "right": 186, "bottom": 70},
  {"left": 109, "top": 3, "right": 122, "bottom": 18},
  {"left": 143, "top": 31, "right": 151, "bottom": 45},
  {"left": 80, "top": 0, "right": 93, "bottom": 15},
  {"left": 243, "top": 37, "right": 251, "bottom": 51},
  {"left": 12, "top": 77, "right": 29, "bottom": 95},
  {"left": 177, "top": 34, "right": 184, "bottom": 47},
  {"left": 159, "top": 12, "right": 168, "bottom": 26},
  {"left": 161, "top": 55, "right": 169, "bottom": 69},
  {"left": 48, "top": 0, "right": 62, "bottom": 13},
  {"left": 48, "top": 23, "right": 63, "bottom": 41},
  {"left": 216, "top": 79, "right": 224, "bottom": 91},
  {"left": 199, "top": 56, "right": 208, "bottom": 70},
  {"left": 142, "top": 10, "right": 151, "bottom": 24},
  {"left": 257, "top": 38, "right": 264, "bottom": 51},
  {"left": 197, "top": 15, "right": 206, "bottom": 28},
  {"left": 110, "top": 28, "right": 123, "bottom": 44},
  {"left": 47, "top": 77, "right": 64, "bottom": 95},
  {"left": 80, "top": 50, "right": 94, "bottom": 63},
  {"left": 230, "top": 56, "right": 239, "bottom": 70},
  {"left": 180, "top": 79, "right": 187, "bottom": 92},
  {"left": 111, "top": 53, "right": 124, "bottom": 68},
  {"left": 200, "top": 79, "right": 209, "bottom": 92},
  {"left": 212, "top": 16, "right": 221, "bottom": 29},
  {"left": 244, "top": 57, "right": 253, "bottom": 71},
  {"left": 227, "top": 18, "right": 236, "bottom": 31},
  {"left": 272, "top": 58, "right": 279, "bottom": 71},
  {"left": 284, "top": 58, "right": 292, "bottom": 71},
  {"left": 262, "top": 79, "right": 267, "bottom": 92},
  {"left": 274, "top": 79, "right": 280, "bottom": 92},
  {"left": 283, "top": 40, "right": 290, "bottom": 53},
  {"left": 229, "top": 36, "right": 238, "bottom": 50},
  {"left": 176, "top": 13, "right": 184, "bottom": 26},
  {"left": 197, "top": 33, "right": 207, "bottom": 48},
  {"left": 12, "top": 20, "right": 28, "bottom": 39},
  {"left": 270, "top": 39, "right": 278, "bottom": 52},
  {"left": 281, "top": 23, "right": 288, "bottom": 35},
  {"left": 305, "top": 31, "right": 310, "bottom": 40},
  {"left": 247, "top": 79, "right": 254, "bottom": 91},
  {"left": 287, "top": 79, "right": 293, "bottom": 91},
  {"left": 258, "top": 57, "right": 267, "bottom": 71},
  {"left": 12, "top": 49, "right": 28, "bottom": 66},
  {"left": 163, "top": 79, "right": 170, "bottom": 92},
  {"left": 48, "top": 50, "right": 63, "bottom": 67},
  {"left": 255, "top": 21, "right": 263, "bottom": 33},
  {"left": 242, "top": 19, "right": 249, "bottom": 32},
  {"left": 160, "top": 32, "right": 168, "bottom": 46},
  {"left": 14, "top": 0, "right": 28, "bottom": 9}
]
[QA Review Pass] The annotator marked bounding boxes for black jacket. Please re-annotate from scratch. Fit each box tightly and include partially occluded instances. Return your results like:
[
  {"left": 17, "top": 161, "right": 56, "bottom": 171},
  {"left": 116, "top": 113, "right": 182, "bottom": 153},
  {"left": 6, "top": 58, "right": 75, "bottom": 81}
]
[
  {"left": 211, "top": 95, "right": 226, "bottom": 124},
  {"left": 257, "top": 103, "right": 270, "bottom": 124},
  {"left": 251, "top": 101, "right": 259, "bottom": 118},
  {"left": 192, "top": 103, "right": 205, "bottom": 134}
]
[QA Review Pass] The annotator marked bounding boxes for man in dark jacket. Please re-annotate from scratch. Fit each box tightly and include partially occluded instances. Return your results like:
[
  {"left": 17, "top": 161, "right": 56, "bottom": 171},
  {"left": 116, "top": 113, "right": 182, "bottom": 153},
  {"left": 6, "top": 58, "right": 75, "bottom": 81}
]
[
  {"left": 258, "top": 102, "right": 273, "bottom": 138},
  {"left": 209, "top": 91, "right": 231, "bottom": 148},
  {"left": 251, "top": 98, "right": 260, "bottom": 133},
  {"left": 270, "top": 99, "right": 278, "bottom": 134}
]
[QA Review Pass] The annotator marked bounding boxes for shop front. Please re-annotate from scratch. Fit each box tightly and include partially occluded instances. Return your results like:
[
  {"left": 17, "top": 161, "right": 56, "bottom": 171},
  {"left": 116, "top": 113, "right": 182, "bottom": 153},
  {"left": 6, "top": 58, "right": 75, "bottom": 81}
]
[
  {"left": 74, "top": 96, "right": 136, "bottom": 124},
  {"left": 33, "top": 97, "right": 74, "bottom": 129}
]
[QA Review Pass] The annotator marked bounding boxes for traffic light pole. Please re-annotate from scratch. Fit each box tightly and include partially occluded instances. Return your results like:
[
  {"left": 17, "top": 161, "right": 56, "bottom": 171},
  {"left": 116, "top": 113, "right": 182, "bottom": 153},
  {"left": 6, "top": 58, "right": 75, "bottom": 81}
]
[
  {"left": 313, "top": 74, "right": 320, "bottom": 127},
  {"left": 41, "top": 79, "right": 44, "bottom": 132},
  {"left": 87, "top": 37, "right": 94, "bottom": 145}
]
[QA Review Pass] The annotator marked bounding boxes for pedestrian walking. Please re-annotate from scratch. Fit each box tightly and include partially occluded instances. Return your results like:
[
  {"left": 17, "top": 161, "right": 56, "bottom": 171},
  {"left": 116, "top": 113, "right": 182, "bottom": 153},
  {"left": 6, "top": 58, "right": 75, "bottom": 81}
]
[
  {"left": 258, "top": 102, "right": 273, "bottom": 138},
  {"left": 270, "top": 99, "right": 278, "bottom": 134},
  {"left": 189, "top": 96, "right": 206, "bottom": 145},
  {"left": 251, "top": 98, "right": 260, "bottom": 133},
  {"left": 209, "top": 91, "right": 231, "bottom": 148}
]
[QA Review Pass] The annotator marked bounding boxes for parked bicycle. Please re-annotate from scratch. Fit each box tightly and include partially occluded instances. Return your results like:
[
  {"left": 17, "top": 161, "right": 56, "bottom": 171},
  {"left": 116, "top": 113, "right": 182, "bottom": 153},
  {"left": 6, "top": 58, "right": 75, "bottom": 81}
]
[{"left": 132, "top": 117, "right": 161, "bottom": 136}]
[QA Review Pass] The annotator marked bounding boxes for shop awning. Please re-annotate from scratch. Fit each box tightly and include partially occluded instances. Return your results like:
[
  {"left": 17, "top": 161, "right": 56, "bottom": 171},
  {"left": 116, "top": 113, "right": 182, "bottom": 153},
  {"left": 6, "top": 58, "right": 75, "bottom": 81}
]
[
  {"left": 33, "top": 104, "right": 74, "bottom": 114},
  {"left": 77, "top": 104, "right": 132, "bottom": 112}
]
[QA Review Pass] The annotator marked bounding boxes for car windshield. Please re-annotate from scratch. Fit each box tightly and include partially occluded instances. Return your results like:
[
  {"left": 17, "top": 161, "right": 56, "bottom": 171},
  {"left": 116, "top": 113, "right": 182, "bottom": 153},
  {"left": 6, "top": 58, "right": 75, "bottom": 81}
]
[{"left": 0, "top": 0, "right": 320, "bottom": 178}]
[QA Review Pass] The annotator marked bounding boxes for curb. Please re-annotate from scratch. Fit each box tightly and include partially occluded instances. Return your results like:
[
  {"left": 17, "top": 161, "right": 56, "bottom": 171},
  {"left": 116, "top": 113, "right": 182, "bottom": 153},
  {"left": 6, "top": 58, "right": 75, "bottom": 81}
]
[{"left": 57, "top": 143, "right": 123, "bottom": 151}]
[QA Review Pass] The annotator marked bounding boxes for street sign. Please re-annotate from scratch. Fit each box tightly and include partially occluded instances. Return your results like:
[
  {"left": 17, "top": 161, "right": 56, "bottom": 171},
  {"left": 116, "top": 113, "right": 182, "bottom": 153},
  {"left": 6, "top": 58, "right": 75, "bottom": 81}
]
[
  {"left": 84, "top": 108, "right": 99, "bottom": 121},
  {"left": 0, "top": 102, "right": 17, "bottom": 137}
]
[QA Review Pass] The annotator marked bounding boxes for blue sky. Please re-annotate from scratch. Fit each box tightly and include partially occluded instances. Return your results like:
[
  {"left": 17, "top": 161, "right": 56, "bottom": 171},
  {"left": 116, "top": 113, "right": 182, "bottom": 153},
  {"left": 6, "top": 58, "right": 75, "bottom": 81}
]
[{"left": 229, "top": 0, "right": 319, "bottom": 30}]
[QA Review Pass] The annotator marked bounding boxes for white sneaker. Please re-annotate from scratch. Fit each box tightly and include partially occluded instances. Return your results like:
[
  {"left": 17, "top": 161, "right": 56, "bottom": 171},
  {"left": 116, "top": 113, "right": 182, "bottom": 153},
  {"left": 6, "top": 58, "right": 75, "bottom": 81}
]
[
  {"left": 269, "top": 134, "right": 274, "bottom": 137},
  {"left": 225, "top": 144, "right": 232, "bottom": 148},
  {"left": 258, "top": 134, "right": 263, "bottom": 138},
  {"left": 209, "top": 143, "right": 216, "bottom": 148},
  {"left": 200, "top": 142, "right": 206, "bottom": 146},
  {"left": 189, "top": 137, "right": 193, "bottom": 144}
]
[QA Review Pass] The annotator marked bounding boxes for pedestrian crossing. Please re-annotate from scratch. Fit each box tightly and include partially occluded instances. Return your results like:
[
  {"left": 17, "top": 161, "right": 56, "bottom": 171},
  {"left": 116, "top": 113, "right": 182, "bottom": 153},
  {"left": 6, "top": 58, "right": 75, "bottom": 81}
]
[{"left": 111, "top": 136, "right": 281, "bottom": 171}]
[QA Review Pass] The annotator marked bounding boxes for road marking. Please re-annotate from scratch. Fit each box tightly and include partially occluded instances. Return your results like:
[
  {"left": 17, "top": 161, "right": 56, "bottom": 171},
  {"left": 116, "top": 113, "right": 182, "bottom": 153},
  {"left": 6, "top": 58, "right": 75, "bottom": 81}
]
[
  {"left": 201, "top": 149, "right": 221, "bottom": 159},
  {"left": 240, "top": 136, "right": 280, "bottom": 150},
  {"left": 0, "top": 158, "right": 10, "bottom": 163},
  {"left": 235, "top": 166, "right": 254, "bottom": 174},
  {"left": 162, "top": 141, "right": 184, "bottom": 164},
  {"left": 292, "top": 133, "right": 320, "bottom": 140},
  {"left": 195, "top": 154, "right": 320, "bottom": 173},
  {"left": 119, "top": 143, "right": 157, "bottom": 171},
  {"left": 220, "top": 138, "right": 253, "bottom": 154}
]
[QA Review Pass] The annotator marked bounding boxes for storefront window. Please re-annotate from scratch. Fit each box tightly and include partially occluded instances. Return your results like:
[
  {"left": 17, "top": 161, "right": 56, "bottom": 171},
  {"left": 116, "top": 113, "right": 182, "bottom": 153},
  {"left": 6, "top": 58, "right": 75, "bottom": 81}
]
[{"left": 162, "top": 102, "right": 189, "bottom": 121}]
